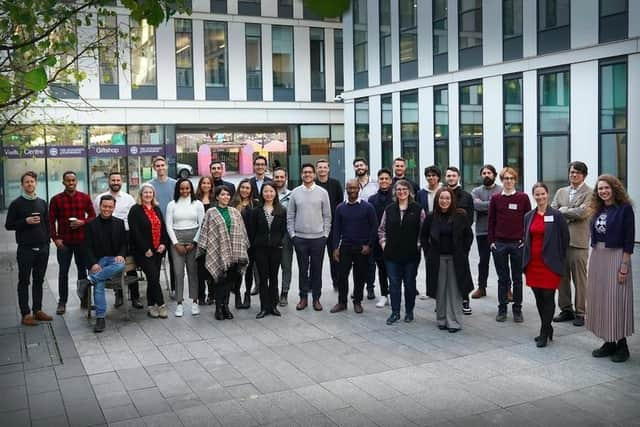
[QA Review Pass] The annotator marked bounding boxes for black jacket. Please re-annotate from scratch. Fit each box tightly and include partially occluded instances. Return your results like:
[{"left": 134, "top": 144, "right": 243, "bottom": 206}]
[
  {"left": 5, "top": 196, "right": 50, "bottom": 247},
  {"left": 247, "top": 205, "right": 287, "bottom": 248},
  {"left": 127, "top": 204, "right": 169, "bottom": 261},
  {"left": 383, "top": 201, "right": 423, "bottom": 263},
  {"left": 315, "top": 177, "right": 344, "bottom": 216},
  {"left": 84, "top": 215, "right": 128, "bottom": 266},
  {"left": 421, "top": 211, "right": 474, "bottom": 298},
  {"left": 213, "top": 178, "right": 236, "bottom": 196},
  {"left": 249, "top": 176, "right": 273, "bottom": 199},
  {"left": 522, "top": 207, "right": 570, "bottom": 276},
  {"left": 452, "top": 186, "right": 474, "bottom": 226}
]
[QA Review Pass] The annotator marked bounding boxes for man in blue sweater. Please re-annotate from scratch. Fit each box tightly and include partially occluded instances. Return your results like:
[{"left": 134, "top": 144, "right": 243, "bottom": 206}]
[{"left": 330, "top": 180, "right": 378, "bottom": 314}]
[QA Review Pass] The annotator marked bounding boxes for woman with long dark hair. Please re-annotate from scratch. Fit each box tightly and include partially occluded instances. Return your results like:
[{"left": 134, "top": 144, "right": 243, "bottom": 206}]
[
  {"left": 196, "top": 176, "right": 215, "bottom": 305},
  {"left": 231, "top": 178, "right": 258, "bottom": 309},
  {"left": 422, "top": 187, "right": 474, "bottom": 332},
  {"left": 248, "top": 182, "right": 286, "bottom": 318}
]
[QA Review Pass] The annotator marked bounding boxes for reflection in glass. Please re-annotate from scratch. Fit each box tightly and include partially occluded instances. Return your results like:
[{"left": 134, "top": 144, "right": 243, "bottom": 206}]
[
  {"left": 401, "top": 91, "right": 419, "bottom": 183},
  {"left": 460, "top": 82, "right": 483, "bottom": 190},
  {"left": 272, "top": 26, "right": 294, "bottom": 89},
  {"left": 434, "top": 86, "right": 449, "bottom": 171},
  {"left": 355, "top": 99, "right": 369, "bottom": 164},
  {"left": 246, "top": 24, "right": 262, "bottom": 90},
  {"left": 131, "top": 19, "right": 156, "bottom": 86},
  {"left": 539, "top": 70, "right": 569, "bottom": 133},
  {"left": 204, "top": 21, "right": 227, "bottom": 88},
  {"left": 175, "top": 19, "right": 193, "bottom": 89},
  {"left": 381, "top": 95, "right": 393, "bottom": 169},
  {"left": 98, "top": 15, "right": 118, "bottom": 86}
]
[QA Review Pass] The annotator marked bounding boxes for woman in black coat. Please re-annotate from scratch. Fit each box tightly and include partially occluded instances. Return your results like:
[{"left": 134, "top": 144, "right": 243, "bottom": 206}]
[
  {"left": 248, "top": 183, "right": 287, "bottom": 319},
  {"left": 128, "top": 183, "right": 170, "bottom": 319},
  {"left": 421, "top": 187, "right": 474, "bottom": 332}
]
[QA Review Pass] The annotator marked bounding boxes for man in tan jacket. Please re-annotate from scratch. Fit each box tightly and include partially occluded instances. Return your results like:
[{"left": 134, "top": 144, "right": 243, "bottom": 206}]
[{"left": 550, "top": 161, "right": 592, "bottom": 326}]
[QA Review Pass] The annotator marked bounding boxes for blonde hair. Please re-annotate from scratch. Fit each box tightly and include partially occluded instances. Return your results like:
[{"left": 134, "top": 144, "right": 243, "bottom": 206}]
[
  {"left": 137, "top": 183, "right": 159, "bottom": 206},
  {"left": 499, "top": 166, "right": 518, "bottom": 181}
]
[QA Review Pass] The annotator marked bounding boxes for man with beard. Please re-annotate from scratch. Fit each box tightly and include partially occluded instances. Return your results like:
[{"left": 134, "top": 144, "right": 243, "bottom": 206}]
[
  {"left": 93, "top": 172, "right": 142, "bottom": 309},
  {"left": 470, "top": 165, "right": 503, "bottom": 299},
  {"left": 210, "top": 160, "right": 236, "bottom": 195},
  {"left": 368, "top": 168, "right": 394, "bottom": 308},
  {"left": 352, "top": 157, "right": 378, "bottom": 299},
  {"left": 445, "top": 166, "right": 475, "bottom": 314},
  {"left": 391, "top": 157, "right": 419, "bottom": 195},
  {"left": 272, "top": 167, "right": 293, "bottom": 306}
]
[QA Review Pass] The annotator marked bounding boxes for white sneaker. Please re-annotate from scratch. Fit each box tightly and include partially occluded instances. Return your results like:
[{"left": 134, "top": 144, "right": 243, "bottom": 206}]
[
  {"left": 175, "top": 303, "right": 184, "bottom": 317},
  {"left": 191, "top": 303, "right": 200, "bottom": 316},
  {"left": 419, "top": 294, "right": 429, "bottom": 300},
  {"left": 376, "top": 296, "right": 388, "bottom": 308}
]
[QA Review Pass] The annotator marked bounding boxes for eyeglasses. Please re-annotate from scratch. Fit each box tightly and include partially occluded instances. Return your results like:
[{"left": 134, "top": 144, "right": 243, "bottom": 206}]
[
  {"left": 396, "top": 188, "right": 409, "bottom": 192},
  {"left": 502, "top": 176, "right": 515, "bottom": 181}
]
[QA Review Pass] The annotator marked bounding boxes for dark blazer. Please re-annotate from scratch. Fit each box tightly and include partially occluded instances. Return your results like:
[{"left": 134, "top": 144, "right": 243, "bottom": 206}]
[
  {"left": 127, "top": 204, "right": 169, "bottom": 262},
  {"left": 421, "top": 211, "right": 474, "bottom": 298},
  {"left": 247, "top": 205, "right": 287, "bottom": 248},
  {"left": 84, "top": 216, "right": 128, "bottom": 266},
  {"left": 249, "top": 176, "right": 273, "bottom": 200},
  {"left": 213, "top": 178, "right": 236, "bottom": 196},
  {"left": 522, "top": 207, "right": 569, "bottom": 276},
  {"left": 590, "top": 203, "right": 635, "bottom": 253},
  {"left": 452, "top": 186, "right": 475, "bottom": 226}
]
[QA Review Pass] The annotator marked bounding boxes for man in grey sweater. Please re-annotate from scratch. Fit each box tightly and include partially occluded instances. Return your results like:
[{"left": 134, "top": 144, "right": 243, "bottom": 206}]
[
  {"left": 287, "top": 163, "right": 332, "bottom": 311},
  {"left": 470, "top": 165, "right": 503, "bottom": 299}
]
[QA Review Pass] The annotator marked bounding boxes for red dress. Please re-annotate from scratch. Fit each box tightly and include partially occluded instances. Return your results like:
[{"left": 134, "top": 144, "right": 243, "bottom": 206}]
[{"left": 525, "top": 213, "right": 562, "bottom": 289}]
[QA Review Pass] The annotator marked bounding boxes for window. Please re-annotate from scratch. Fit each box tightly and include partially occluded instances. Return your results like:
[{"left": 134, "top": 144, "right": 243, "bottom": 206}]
[
  {"left": 399, "top": 0, "right": 418, "bottom": 80},
  {"left": 238, "top": 0, "right": 260, "bottom": 16},
  {"left": 98, "top": 14, "right": 118, "bottom": 99},
  {"left": 272, "top": 25, "right": 294, "bottom": 101},
  {"left": 599, "top": 58, "right": 627, "bottom": 185},
  {"left": 175, "top": 19, "right": 193, "bottom": 100},
  {"left": 204, "top": 21, "right": 228, "bottom": 100},
  {"left": 334, "top": 30, "right": 343, "bottom": 97},
  {"left": 459, "top": 81, "right": 483, "bottom": 191},
  {"left": 49, "top": 21, "right": 79, "bottom": 99},
  {"left": 458, "top": 0, "right": 482, "bottom": 69},
  {"left": 434, "top": 85, "right": 449, "bottom": 171},
  {"left": 599, "top": 0, "right": 628, "bottom": 43},
  {"left": 304, "top": 6, "right": 321, "bottom": 20},
  {"left": 131, "top": 19, "right": 157, "bottom": 99},
  {"left": 503, "top": 0, "right": 523, "bottom": 61},
  {"left": 353, "top": 0, "right": 368, "bottom": 89},
  {"left": 538, "top": 68, "right": 570, "bottom": 194},
  {"left": 537, "top": 0, "right": 570, "bottom": 55},
  {"left": 278, "top": 0, "right": 293, "bottom": 18},
  {"left": 246, "top": 24, "right": 262, "bottom": 101},
  {"left": 310, "top": 28, "right": 325, "bottom": 102},
  {"left": 379, "top": 0, "right": 392, "bottom": 84},
  {"left": 381, "top": 95, "right": 393, "bottom": 169},
  {"left": 504, "top": 75, "right": 523, "bottom": 190},
  {"left": 401, "top": 90, "right": 419, "bottom": 183},
  {"left": 210, "top": 0, "right": 227, "bottom": 14},
  {"left": 355, "top": 98, "right": 369, "bottom": 164},
  {"left": 433, "top": 0, "right": 448, "bottom": 75}
]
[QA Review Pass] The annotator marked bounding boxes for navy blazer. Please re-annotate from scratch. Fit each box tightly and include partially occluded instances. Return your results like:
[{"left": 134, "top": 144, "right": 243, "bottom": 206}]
[
  {"left": 590, "top": 203, "right": 635, "bottom": 253},
  {"left": 250, "top": 176, "right": 273, "bottom": 200},
  {"left": 522, "top": 207, "right": 570, "bottom": 276}
]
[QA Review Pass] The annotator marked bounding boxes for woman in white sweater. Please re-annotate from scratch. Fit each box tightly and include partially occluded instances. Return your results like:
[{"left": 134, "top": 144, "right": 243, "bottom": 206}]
[{"left": 165, "top": 178, "right": 205, "bottom": 317}]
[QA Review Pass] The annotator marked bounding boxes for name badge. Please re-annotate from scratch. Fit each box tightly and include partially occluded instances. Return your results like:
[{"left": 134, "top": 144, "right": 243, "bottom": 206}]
[
  {"left": 508, "top": 203, "right": 518, "bottom": 210},
  {"left": 544, "top": 215, "right": 554, "bottom": 223}
]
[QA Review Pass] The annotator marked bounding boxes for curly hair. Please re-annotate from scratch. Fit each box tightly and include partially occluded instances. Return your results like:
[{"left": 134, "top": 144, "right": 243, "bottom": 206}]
[{"left": 590, "top": 174, "right": 631, "bottom": 216}]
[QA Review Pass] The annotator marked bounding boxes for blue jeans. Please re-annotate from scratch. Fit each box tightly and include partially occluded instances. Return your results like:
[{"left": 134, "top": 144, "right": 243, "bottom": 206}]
[
  {"left": 385, "top": 260, "right": 418, "bottom": 314},
  {"left": 492, "top": 241, "right": 523, "bottom": 313},
  {"left": 57, "top": 243, "right": 88, "bottom": 304},
  {"left": 293, "top": 236, "right": 326, "bottom": 300},
  {"left": 88, "top": 256, "right": 125, "bottom": 318}
]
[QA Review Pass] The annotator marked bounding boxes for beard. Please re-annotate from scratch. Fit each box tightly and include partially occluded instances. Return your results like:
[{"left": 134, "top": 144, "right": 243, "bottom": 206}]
[
  {"left": 482, "top": 177, "right": 495, "bottom": 186},
  {"left": 109, "top": 184, "right": 122, "bottom": 193},
  {"left": 355, "top": 169, "right": 367, "bottom": 177}
]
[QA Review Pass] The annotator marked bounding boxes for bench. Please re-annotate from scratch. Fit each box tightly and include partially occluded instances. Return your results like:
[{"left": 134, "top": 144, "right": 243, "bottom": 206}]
[{"left": 85, "top": 256, "right": 139, "bottom": 321}]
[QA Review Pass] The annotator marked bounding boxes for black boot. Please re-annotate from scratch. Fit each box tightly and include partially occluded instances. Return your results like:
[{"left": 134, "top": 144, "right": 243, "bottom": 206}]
[
  {"left": 611, "top": 338, "right": 630, "bottom": 363},
  {"left": 239, "top": 292, "right": 251, "bottom": 309},
  {"left": 214, "top": 304, "right": 224, "bottom": 320},
  {"left": 94, "top": 318, "right": 106, "bottom": 333},
  {"left": 222, "top": 304, "right": 234, "bottom": 320},
  {"left": 592, "top": 341, "right": 617, "bottom": 357},
  {"left": 235, "top": 292, "right": 243, "bottom": 309}
]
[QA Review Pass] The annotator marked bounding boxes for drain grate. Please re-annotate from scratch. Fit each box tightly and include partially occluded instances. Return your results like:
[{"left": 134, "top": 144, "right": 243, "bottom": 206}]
[{"left": 0, "top": 323, "right": 63, "bottom": 369}]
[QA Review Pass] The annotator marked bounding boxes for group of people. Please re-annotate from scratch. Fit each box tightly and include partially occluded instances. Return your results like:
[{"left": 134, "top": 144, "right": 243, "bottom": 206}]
[{"left": 5, "top": 155, "right": 635, "bottom": 362}]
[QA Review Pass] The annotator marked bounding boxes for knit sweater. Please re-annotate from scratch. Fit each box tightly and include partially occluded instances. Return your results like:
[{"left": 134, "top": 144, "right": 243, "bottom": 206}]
[
  {"left": 471, "top": 184, "right": 503, "bottom": 235},
  {"left": 148, "top": 177, "right": 177, "bottom": 217},
  {"left": 5, "top": 196, "right": 50, "bottom": 246},
  {"left": 332, "top": 200, "right": 378, "bottom": 248},
  {"left": 165, "top": 197, "right": 205, "bottom": 245},
  {"left": 286, "top": 184, "right": 332, "bottom": 239},
  {"left": 487, "top": 191, "right": 532, "bottom": 243}
]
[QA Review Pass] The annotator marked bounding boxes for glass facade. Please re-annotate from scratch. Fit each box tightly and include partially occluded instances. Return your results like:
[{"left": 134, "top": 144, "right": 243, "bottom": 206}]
[
  {"left": 353, "top": 0, "right": 368, "bottom": 89},
  {"left": 98, "top": 14, "right": 118, "bottom": 99},
  {"left": 537, "top": 0, "right": 570, "bottom": 55},
  {"left": 400, "top": 90, "right": 419, "bottom": 184},
  {"left": 130, "top": 19, "right": 157, "bottom": 99},
  {"left": 504, "top": 75, "right": 524, "bottom": 190},
  {"left": 599, "top": 0, "right": 628, "bottom": 43},
  {"left": 503, "top": 0, "right": 523, "bottom": 61},
  {"left": 175, "top": 19, "right": 194, "bottom": 100},
  {"left": 458, "top": 0, "right": 483, "bottom": 69},
  {"left": 246, "top": 23, "right": 262, "bottom": 101},
  {"left": 238, "top": 0, "right": 260, "bottom": 16},
  {"left": 381, "top": 94, "right": 393, "bottom": 169},
  {"left": 538, "top": 68, "right": 570, "bottom": 194},
  {"left": 334, "top": 30, "right": 344, "bottom": 97},
  {"left": 310, "top": 28, "right": 326, "bottom": 102},
  {"left": 204, "top": 21, "right": 228, "bottom": 100},
  {"left": 355, "top": 98, "right": 369, "bottom": 164},
  {"left": 433, "top": 0, "right": 448, "bottom": 75},
  {"left": 459, "top": 81, "right": 483, "bottom": 191},
  {"left": 434, "top": 85, "right": 449, "bottom": 171},
  {"left": 278, "top": 0, "right": 293, "bottom": 18},
  {"left": 399, "top": 0, "right": 418, "bottom": 80},
  {"left": 379, "top": 0, "right": 392, "bottom": 84},
  {"left": 272, "top": 25, "right": 294, "bottom": 101},
  {"left": 599, "top": 59, "right": 627, "bottom": 185}
]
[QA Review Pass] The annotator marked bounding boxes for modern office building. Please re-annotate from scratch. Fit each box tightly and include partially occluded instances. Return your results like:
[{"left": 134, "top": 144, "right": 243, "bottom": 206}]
[
  {"left": 1, "top": 0, "right": 344, "bottom": 207},
  {"left": 341, "top": 0, "right": 639, "bottom": 231}
]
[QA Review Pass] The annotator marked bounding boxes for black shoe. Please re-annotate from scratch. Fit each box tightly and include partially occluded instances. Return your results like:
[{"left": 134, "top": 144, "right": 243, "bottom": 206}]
[
  {"left": 496, "top": 311, "right": 507, "bottom": 322},
  {"left": 592, "top": 342, "right": 617, "bottom": 358},
  {"left": 271, "top": 307, "right": 281, "bottom": 317},
  {"left": 80, "top": 298, "right": 89, "bottom": 310},
  {"left": 367, "top": 289, "right": 376, "bottom": 300},
  {"left": 462, "top": 300, "right": 472, "bottom": 315},
  {"left": 386, "top": 312, "right": 400, "bottom": 325},
  {"left": 94, "top": 318, "right": 106, "bottom": 333},
  {"left": 214, "top": 305, "right": 224, "bottom": 321},
  {"left": 404, "top": 312, "right": 414, "bottom": 323},
  {"left": 279, "top": 292, "right": 288, "bottom": 307},
  {"left": 536, "top": 335, "right": 549, "bottom": 347},
  {"left": 240, "top": 292, "right": 251, "bottom": 309},
  {"left": 114, "top": 292, "right": 124, "bottom": 308},
  {"left": 438, "top": 325, "right": 448, "bottom": 330},
  {"left": 553, "top": 310, "right": 575, "bottom": 322},
  {"left": 513, "top": 311, "right": 524, "bottom": 323},
  {"left": 56, "top": 303, "right": 66, "bottom": 315},
  {"left": 572, "top": 316, "right": 584, "bottom": 327},
  {"left": 222, "top": 305, "right": 234, "bottom": 320},
  {"left": 256, "top": 310, "right": 269, "bottom": 319},
  {"left": 611, "top": 338, "right": 630, "bottom": 363},
  {"left": 448, "top": 328, "right": 461, "bottom": 333},
  {"left": 235, "top": 292, "right": 243, "bottom": 309},
  {"left": 131, "top": 299, "right": 144, "bottom": 309}
]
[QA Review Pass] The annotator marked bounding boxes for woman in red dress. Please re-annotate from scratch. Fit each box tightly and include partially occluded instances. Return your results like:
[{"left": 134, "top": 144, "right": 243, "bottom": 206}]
[{"left": 522, "top": 182, "right": 569, "bottom": 347}]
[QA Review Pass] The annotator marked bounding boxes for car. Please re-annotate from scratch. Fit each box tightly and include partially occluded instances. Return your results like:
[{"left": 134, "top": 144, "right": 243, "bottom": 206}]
[{"left": 176, "top": 162, "right": 193, "bottom": 178}]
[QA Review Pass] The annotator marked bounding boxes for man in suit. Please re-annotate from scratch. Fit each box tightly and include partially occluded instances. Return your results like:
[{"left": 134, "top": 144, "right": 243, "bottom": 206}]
[
  {"left": 550, "top": 161, "right": 592, "bottom": 327},
  {"left": 249, "top": 155, "right": 272, "bottom": 198},
  {"left": 210, "top": 160, "right": 236, "bottom": 195}
]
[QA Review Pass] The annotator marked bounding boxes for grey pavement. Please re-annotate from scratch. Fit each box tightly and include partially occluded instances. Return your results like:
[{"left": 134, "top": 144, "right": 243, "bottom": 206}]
[{"left": 1, "top": 211, "right": 639, "bottom": 427}]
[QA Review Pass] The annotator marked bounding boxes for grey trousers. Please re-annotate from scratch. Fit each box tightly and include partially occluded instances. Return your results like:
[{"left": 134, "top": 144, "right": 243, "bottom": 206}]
[
  {"left": 170, "top": 228, "right": 199, "bottom": 303},
  {"left": 280, "top": 233, "right": 293, "bottom": 293},
  {"left": 436, "top": 255, "right": 463, "bottom": 330},
  {"left": 557, "top": 247, "right": 588, "bottom": 316}
]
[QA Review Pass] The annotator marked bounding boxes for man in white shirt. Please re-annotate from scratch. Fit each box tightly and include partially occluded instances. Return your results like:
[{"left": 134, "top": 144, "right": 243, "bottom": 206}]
[{"left": 93, "top": 172, "right": 140, "bottom": 308}]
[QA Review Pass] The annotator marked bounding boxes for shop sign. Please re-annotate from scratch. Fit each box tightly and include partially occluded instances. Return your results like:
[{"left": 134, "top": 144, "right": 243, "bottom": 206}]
[
  {"left": 47, "top": 145, "right": 87, "bottom": 158},
  {"left": 88, "top": 145, "right": 128, "bottom": 157},
  {"left": 128, "top": 144, "right": 165, "bottom": 156},
  {"left": 2, "top": 146, "right": 46, "bottom": 158}
]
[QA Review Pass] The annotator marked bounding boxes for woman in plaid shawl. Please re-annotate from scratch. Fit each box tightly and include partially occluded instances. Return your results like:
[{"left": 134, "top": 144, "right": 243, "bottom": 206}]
[{"left": 197, "top": 185, "right": 250, "bottom": 320}]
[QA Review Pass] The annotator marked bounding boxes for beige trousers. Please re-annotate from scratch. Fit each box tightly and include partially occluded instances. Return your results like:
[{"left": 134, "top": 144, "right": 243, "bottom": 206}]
[{"left": 557, "top": 247, "right": 588, "bottom": 316}]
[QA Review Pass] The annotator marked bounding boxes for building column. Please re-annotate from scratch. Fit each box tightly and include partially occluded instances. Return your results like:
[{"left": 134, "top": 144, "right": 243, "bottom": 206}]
[
  {"left": 418, "top": 87, "right": 434, "bottom": 188},
  {"left": 483, "top": 0, "right": 502, "bottom": 65},
  {"left": 118, "top": 14, "right": 131, "bottom": 100},
  {"left": 262, "top": 0, "right": 277, "bottom": 17},
  {"left": 522, "top": 70, "right": 538, "bottom": 194},
  {"left": 570, "top": 61, "right": 598, "bottom": 173},
  {"left": 448, "top": 82, "right": 460, "bottom": 168},
  {"left": 417, "top": 0, "right": 433, "bottom": 77},
  {"left": 262, "top": 24, "right": 273, "bottom": 101},
  {"left": 392, "top": 91, "right": 401, "bottom": 158},
  {"left": 571, "top": 0, "right": 598, "bottom": 49},
  {"left": 483, "top": 75, "right": 503, "bottom": 171},
  {"left": 369, "top": 94, "right": 382, "bottom": 175},
  {"left": 627, "top": 53, "right": 640, "bottom": 234},
  {"left": 522, "top": 0, "right": 537, "bottom": 57},
  {"left": 156, "top": 20, "right": 176, "bottom": 100},
  {"left": 193, "top": 19, "right": 206, "bottom": 101},
  {"left": 343, "top": 6, "right": 354, "bottom": 92},
  {"left": 447, "top": 0, "right": 459, "bottom": 72},
  {"left": 368, "top": 0, "right": 380, "bottom": 87},
  {"left": 390, "top": 0, "right": 400, "bottom": 82},
  {"left": 325, "top": 28, "right": 336, "bottom": 102},
  {"left": 77, "top": 13, "right": 99, "bottom": 100},
  {"left": 228, "top": 22, "right": 247, "bottom": 101},
  {"left": 294, "top": 26, "right": 311, "bottom": 102},
  {"left": 344, "top": 99, "right": 356, "bottom": 171}
]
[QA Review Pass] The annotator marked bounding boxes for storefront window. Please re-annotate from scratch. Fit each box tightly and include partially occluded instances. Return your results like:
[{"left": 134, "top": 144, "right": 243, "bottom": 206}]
[
  {"left": 45, "top": 125, "right": 88, "bottom": 197},
  {"left": 2, "top": 127, "right": 47, "bottom": 205},
  {"left": 300, "top": 125, "right": 330, "bottom": 167},
  {"left": 88, "top": 126, "right": 127, "bottom": 197}
]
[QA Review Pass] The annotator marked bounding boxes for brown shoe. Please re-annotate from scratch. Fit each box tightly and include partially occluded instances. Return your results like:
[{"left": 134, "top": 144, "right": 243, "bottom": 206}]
[
  {"left": 313, "top": 300, "right": 323, "bottom": 311},
  {"left": 507, "top": 289, "right": 513, "bottom": 303},
  {"left": 354, "top": 303, "right": 363, "bottom": 314},
  {"left": 330, "top": 303, "right": 346, "bottom": 313},
  {"left": 56, "top": 303, "right": 66, "bottom": 315},
  {"left": 22, "top": 314, "right": 38, "bottom": 326},
  {"left": 471, "top": 287, "right": 486, "bottom": 299},
  {"left": 296, "top": 298, "right": 308, "bottom": 310},
  {"left": 35, "top": 311, "right": 53, "bottom": 321}
]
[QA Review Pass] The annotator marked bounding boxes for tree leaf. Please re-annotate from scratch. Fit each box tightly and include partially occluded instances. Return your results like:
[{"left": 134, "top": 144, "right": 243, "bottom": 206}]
[
  {"left": 42, "top": 56, "right": 57, "bottom": 67},
  {"left": 0, "top": 76, "right": 11, "bottom": 103},
  {"left": 23, "top": 67, "right": 48, "bottom": 92},
  {"left": 303, "top": 0, "right": 350, "bottom": 18}
]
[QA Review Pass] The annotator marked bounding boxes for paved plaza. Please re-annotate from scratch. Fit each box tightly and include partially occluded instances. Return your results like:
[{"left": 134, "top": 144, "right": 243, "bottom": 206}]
[{"left": 1, "top": 212, "right": 639, "bottom": 427}]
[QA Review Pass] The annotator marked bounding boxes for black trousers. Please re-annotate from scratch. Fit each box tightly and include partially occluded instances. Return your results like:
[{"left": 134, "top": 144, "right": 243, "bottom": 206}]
[
  {"left": 137, "top": 253, "right": 164, "bottom": 307},
  {"left": 337, "top": 244, "right": 368, "bottom": 305},
  {"left": 215, "top": 268, "right": 242, "bottom": 305},
  {"left": 255, "top": 247, "right": 282, "bottom": 310},
  {"left": 476, "top": 235, "right": 491, "bottom": 288},
  {"left": 56, "top": 243, "right": 87, "bottom": 304},
  {"left": 115, "top": 271, "right": 140, "bottom": 300},
  {"left": 197, "top": 255, "right": 214, "bottom": 303},
  {"left": 17, "top": 245, "right": 49, "bottom": 316},
  {"left": 165, "top": 248, "right": 176, "bottom": 292},
  {"left": 326, "top": 228, "right": 338, "bottom": 285},
  {"left": 532, "top": 287, "right": 555, "bottom": 336}
]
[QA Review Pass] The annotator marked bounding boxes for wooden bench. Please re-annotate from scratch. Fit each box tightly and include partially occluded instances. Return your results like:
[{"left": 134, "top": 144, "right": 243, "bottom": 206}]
[{"left": 85, "top": 256, "right": 139, "bottom": 321}]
